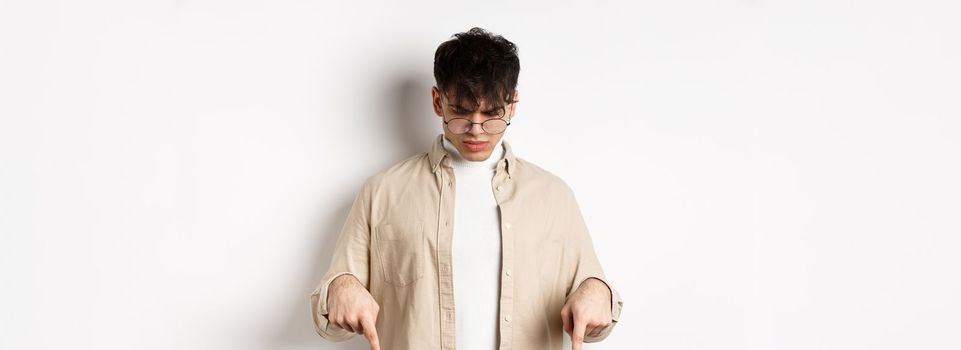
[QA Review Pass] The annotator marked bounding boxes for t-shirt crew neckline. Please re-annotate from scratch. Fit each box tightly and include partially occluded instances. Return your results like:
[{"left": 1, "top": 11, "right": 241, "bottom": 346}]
[{"left": 441, "top": 135, "right": 505, "bottom": 171}]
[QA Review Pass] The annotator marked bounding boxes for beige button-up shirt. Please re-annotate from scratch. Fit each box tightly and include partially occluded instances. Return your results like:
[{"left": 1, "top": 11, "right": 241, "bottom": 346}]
[{"left": 309, "top": 133, "right": 624, "bottom": 349}]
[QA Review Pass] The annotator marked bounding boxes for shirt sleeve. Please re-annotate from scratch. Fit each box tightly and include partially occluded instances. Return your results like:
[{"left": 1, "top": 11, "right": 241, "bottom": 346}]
[
  {"left": 558, "top": 179, "right": 624, "bottom": 343},
  {"left": 308, "top": 178, "right": 375, "bottom": 341}
]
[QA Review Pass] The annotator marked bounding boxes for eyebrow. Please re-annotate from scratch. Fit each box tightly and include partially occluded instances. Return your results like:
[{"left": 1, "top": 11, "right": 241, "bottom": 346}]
[{"left": 447, "top": 104, "right": 504, "bottom": 114}]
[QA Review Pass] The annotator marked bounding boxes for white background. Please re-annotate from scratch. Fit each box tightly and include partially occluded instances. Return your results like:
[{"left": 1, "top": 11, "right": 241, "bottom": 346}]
[{"left": 1, "top": 1, "right": 959, "bottom": 349}]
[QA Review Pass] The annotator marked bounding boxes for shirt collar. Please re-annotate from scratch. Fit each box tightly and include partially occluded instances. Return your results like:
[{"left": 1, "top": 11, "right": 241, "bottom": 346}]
[{"left": 429, "top": 133, "right": 516, "bottom": 178}]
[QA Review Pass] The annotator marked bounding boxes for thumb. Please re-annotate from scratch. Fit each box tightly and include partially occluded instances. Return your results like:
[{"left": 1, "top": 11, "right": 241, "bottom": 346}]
[{"left": 361, "top": 316, "right": 380, "bottom": 350}]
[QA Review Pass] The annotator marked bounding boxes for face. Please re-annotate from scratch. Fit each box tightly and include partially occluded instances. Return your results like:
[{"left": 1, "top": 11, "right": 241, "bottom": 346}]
[{"left": 431, "top": 86, "right": 519, "bottom": 161}]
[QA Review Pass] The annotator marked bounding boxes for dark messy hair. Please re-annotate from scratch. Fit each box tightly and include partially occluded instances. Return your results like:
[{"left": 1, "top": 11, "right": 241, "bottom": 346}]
[{"left": 433, "top": 27, "right": 520, "bottom": 114}]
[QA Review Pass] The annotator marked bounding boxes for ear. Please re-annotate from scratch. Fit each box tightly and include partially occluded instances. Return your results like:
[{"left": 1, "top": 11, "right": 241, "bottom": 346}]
[
  {"left": 431, "top": 86, "right": 444, "bottom": 117},
  {"left": 509, "top": 89, "right": 519, "bottom": 119}
]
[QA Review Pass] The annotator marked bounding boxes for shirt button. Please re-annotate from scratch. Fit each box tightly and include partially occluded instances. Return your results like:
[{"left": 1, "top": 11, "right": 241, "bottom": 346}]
[
  {"left": 505, "top": 222, "right": 511, "bottom": 229},
  {"left": 505, "top": 315, "right": 512, "bottom": 323},
  {"left": 505, "top": 269, "right": 512, "bottom": 277},
  {"left": 496, "top": 186, "right": 502, "bottom": 192}
]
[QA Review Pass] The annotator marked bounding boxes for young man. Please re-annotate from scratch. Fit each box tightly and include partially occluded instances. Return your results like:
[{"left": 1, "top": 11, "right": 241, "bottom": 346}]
[{"left": 309, "top": 27, "right": 623, "bottom": 350}]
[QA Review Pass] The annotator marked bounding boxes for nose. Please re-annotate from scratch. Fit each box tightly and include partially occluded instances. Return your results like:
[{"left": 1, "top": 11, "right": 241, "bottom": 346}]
[
  {"left": 469, "top": 123, "right": 484, "bottom": 135},
  {"left": 468, "top": 116, "right": 485, "bottom": 135}
]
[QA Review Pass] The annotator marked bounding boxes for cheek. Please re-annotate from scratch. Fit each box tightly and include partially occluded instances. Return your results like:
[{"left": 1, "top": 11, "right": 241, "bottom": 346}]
[{"left": 444, "top": 131, "right": 458, "bottom": 142}]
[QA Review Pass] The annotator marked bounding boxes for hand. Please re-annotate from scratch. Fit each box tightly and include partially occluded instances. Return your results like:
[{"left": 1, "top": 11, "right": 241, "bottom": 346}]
[
  {"left": 561, "top": 277, "right": 613, "bottom": 350},
  {"left": 326, "top": 274, "right": 381, "bottom": 350}
]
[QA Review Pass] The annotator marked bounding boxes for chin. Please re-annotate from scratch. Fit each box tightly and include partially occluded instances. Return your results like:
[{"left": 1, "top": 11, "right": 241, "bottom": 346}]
[{"left": 464, "top": 150, "right": 489, "bottom": 160}]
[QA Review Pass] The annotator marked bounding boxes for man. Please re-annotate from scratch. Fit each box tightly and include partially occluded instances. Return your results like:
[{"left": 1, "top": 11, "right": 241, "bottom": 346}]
[{"left": 309, "top": 27, "right": 623, "bottom": 350}]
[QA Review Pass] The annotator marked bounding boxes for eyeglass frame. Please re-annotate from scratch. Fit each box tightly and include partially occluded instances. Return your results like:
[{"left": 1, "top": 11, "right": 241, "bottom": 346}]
[{"left": 440, "top": 98, "right": 515, "bottom": 135}]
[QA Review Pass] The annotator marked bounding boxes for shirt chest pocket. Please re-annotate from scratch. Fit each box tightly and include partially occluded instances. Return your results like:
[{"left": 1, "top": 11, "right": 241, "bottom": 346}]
[{"left": 372, "top": 220, "right": 426, "bottom": 286}]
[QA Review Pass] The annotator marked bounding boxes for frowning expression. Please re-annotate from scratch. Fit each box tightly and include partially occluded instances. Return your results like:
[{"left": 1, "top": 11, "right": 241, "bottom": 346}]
[{"left": 431, "top": 86, "right": 518, "bottom": 161}]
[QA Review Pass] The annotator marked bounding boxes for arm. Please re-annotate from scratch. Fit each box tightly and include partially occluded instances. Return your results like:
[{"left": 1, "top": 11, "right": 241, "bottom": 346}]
[
  {"left": 308, "top": 178, "right": 375, "bottom": 341},
  {"left": 558, "top": 180, "right": 624, "bottom": 343}
]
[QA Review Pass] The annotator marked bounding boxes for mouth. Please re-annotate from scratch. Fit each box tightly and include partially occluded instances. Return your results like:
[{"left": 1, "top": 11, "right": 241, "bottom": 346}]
[{"left": 463, "top": 140, "right": 489, "bottom": 152}]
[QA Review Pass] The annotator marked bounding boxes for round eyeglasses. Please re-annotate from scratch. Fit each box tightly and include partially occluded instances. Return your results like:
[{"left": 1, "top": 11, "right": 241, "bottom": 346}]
[{"left": 443, "top": 116, "right": 511, "bottom": 134}]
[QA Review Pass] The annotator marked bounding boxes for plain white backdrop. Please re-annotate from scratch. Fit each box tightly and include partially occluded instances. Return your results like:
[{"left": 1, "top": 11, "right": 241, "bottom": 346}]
[{"left": 1, "top": 0, "right": 959, "bottom": 349}]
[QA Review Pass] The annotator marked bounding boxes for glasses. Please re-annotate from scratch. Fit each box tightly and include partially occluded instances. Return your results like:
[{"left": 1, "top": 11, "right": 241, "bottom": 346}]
[{"left": 443, "top": 110, "right": 511, "bottom": 135}]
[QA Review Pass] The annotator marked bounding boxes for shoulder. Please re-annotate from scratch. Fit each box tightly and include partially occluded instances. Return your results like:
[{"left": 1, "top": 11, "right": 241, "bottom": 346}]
[
  {"left": 360, "top": 152, "right": 432, "bottom": 192},
  {"left": 511, "top": 155, "right": 578, "bottom": 199}
]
